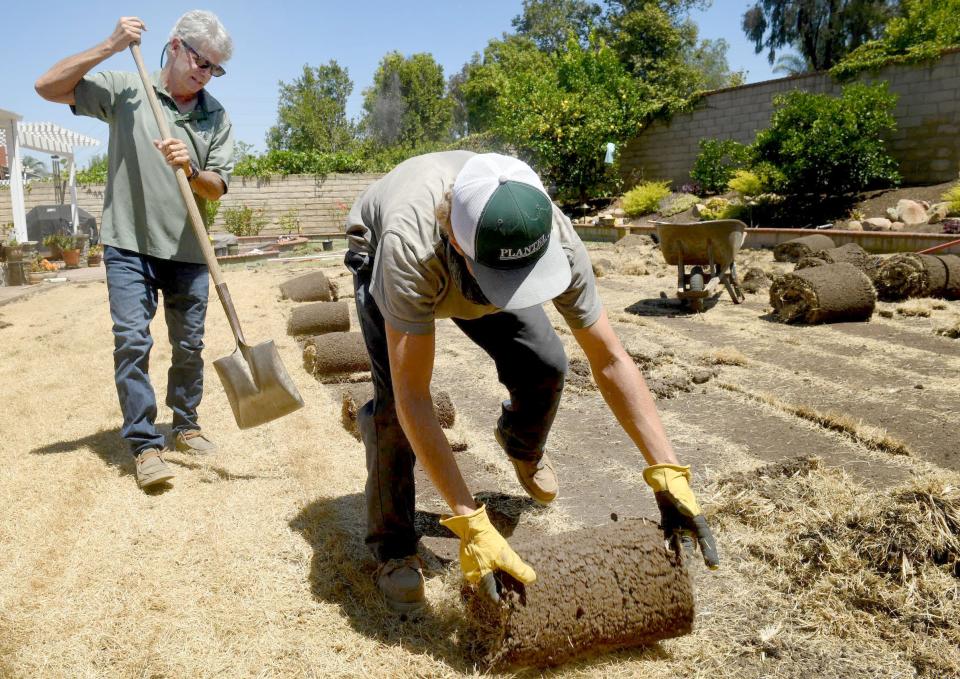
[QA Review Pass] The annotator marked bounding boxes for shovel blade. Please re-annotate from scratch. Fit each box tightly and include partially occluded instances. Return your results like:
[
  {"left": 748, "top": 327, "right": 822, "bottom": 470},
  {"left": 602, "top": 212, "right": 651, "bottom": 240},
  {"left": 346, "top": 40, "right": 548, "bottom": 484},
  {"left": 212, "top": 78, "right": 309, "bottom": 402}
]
[{"left": 213, "top": 340, "right": 304, "bottom": 429}]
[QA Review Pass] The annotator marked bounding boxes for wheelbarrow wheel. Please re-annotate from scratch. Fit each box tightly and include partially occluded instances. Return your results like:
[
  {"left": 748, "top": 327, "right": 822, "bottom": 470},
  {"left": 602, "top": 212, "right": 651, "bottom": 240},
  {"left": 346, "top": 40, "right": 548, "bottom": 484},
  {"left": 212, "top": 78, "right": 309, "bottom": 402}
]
[{"left": 689, "top": 266, "right": 705, "bottom": 312}]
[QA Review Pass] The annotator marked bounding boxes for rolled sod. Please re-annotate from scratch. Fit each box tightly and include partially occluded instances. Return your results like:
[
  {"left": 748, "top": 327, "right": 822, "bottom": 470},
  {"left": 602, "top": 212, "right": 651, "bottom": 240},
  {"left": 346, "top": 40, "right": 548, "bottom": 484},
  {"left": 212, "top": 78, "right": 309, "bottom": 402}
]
[
  {"left": 939, "top": 254, "right": 960, "bottom": 300},
  {"left": 463, "top": 520, "right": 693, "bottom": 670},
  {"left": 340, "top": 385, "right": 456, "bottom": 439},
  {"left": 795, "top": 243, "right": 878, "bottom": 279},
  {"left": 302, "top": 332, "right": 370, "bottom": 381},
  {"left": 773, "top": 234, "right": 836, "bottom": 263},
  {"left": 280, "top": 271, "right": 338, "bottom": 302},
  {"left": 875, "top": 253, "right": 938, "bottom": 301},
  {"left": 287, "top": 301, "right": 350, "bottom": 336},
  {"left": 769, "top": 262, "right": 876, "bottom": 324}
]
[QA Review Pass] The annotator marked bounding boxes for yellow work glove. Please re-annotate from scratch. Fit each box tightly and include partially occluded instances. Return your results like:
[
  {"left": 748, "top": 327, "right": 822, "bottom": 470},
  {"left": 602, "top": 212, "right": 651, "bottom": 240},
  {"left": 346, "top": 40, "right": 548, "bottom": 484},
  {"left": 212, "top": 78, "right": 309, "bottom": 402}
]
[
  {"left": 440, "top": 504, "right": 536, "bottom": 601},
  {"left": 643, "top": 463, "right": 720, "bottom": 570}
]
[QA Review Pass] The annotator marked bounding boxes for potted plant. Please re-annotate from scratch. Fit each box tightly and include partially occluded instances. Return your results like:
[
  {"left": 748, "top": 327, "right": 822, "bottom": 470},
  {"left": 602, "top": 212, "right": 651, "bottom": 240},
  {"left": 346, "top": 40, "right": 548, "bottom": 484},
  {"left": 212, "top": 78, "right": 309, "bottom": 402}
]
[
  {"left": 26, "top": 255, "right": 58, "bottom": 284},
  {"left": 46, "top": 233, "right": 82, "bottom": 268},
  {"left": 87, "top": 243, "right": 103, "bottom": 267}
]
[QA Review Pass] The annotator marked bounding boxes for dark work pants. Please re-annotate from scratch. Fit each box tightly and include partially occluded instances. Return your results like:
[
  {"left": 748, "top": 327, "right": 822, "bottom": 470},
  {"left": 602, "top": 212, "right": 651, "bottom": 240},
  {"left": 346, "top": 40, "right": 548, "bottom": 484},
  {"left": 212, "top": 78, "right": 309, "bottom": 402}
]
[
  {"left": 346, "top": 250, "right": 567, "bottom": 562},
  {"left": 104, "top": 245, "right": 209, "bottom": 456}
]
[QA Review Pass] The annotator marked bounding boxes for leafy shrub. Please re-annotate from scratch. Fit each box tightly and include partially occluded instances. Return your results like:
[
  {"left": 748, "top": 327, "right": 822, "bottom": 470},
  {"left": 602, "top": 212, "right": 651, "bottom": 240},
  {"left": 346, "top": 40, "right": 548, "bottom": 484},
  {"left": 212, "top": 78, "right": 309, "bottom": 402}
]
[
  {"left": 752, "top": 83, "right": 901, "bottom": 196},
  {"left": 233, "top": 149, "right": 367, "bottom": 178},
  {"left": 727, "top": 169, "right": 764, "bottom": 196},
  {"left": 202, "top": 200, "right": 220, "bottom": 230},
  {"left": 622, "top": 181, "right": 671, "bottom": 216},
  {"left": 76, "top": 154, "right": 108, "bottom": 185},
  {"left": 698, "top": 196, "right": 732, "bottom": 220},
  {"left": 222, "top": 205, "right": 268, "bottom": 237},
  {"left": 660, "top": 193, "right": 700, "bottom": 217},
  {"left": 941, "top": 184, "right": 960, "bottom": 215},
  {"left": 278, "top": 208, "right": 302, "bottom": 235},
  {"left": 690, "top": 138, "right": 751, "bottom": 194}
]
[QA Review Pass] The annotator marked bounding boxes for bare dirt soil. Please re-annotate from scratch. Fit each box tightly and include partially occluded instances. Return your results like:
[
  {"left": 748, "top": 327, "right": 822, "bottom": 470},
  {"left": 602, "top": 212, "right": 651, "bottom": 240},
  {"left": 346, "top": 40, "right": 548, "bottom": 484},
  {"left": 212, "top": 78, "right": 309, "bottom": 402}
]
[{"left": 0, "top": 237, "right": 958, "bottom": 678}]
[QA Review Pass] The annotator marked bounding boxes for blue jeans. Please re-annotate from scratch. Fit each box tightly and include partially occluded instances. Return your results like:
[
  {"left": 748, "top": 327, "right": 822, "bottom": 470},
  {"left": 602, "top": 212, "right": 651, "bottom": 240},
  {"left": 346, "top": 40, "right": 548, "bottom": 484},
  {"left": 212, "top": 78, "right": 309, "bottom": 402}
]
[
  {"left": 345, "top": 250, "right": 567, "bottom": 562},
  {"left": 104, "top": 246, "right": 209, "bottom": 455}
]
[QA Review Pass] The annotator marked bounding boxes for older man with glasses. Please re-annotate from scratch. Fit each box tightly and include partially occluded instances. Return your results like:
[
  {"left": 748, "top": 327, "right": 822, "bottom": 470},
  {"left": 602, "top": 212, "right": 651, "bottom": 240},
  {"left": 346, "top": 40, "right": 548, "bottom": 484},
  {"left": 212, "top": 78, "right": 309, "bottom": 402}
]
[{"left": 36, "top": 11, "right": 235, "bottom": 490}]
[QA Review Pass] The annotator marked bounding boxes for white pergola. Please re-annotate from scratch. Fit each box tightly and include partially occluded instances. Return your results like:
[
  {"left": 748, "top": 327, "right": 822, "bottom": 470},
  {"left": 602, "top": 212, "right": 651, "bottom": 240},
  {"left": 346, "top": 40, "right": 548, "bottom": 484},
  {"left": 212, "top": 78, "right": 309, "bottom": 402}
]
[{"left": 1, "top": 109, "right": 100, "bottom": 242}]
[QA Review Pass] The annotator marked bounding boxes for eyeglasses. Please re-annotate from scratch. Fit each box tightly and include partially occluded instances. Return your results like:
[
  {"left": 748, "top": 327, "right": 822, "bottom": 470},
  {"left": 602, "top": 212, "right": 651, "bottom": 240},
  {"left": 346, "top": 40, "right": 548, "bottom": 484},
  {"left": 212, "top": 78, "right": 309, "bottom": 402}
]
[{"left": 180, "top": 40, "right": 226, "bottom": 77}]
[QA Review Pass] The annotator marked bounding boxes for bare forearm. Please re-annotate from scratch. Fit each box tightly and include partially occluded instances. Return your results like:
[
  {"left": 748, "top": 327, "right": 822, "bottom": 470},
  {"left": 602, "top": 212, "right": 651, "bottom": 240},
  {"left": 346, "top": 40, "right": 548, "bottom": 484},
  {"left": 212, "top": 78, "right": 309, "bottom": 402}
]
[
  {"left": 592, "top": 354, "right": 678, "bottom": 465},
  {"left": 36, "top": 17, "right": 145, "bottom": 105},
  {"left": 396, "top": 398, "right": 476, "bottom": 516},
  {"left": 191, "top": 172, "right": 226, "bottom": 201},
  {"left": 35, "top": 42, "right": 114, "bottom": 104}
]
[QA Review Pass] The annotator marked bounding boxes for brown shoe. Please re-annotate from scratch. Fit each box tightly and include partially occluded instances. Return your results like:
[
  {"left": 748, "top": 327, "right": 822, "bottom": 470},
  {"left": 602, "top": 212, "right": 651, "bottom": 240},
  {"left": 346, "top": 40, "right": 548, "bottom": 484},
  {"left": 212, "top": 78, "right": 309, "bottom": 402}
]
[
  {"left": 495, "top": 428, "right": 559, "bottom": 505},
  {"left": 376, "top": 556, "right": 425, "bottom": 615},
  {"left": 135, "top": 449, "right": 174, "bottom": 489},
  {"left": 174, "top": 429, "right": 218, "bottom": 455}
]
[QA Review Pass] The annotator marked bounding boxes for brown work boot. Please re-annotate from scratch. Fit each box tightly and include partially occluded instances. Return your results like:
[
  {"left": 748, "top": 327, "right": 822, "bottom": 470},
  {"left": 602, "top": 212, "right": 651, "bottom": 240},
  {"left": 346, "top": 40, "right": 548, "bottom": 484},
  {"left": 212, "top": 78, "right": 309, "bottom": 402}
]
[
  {"left": 135, "top": 449, "right": 174, "bottom": 489},
  {"left": 376, "top": 555, "right": 425, "bottom": 615},
  {"left": 495, "top": 428, "right": 559, "bottom": 505},
  {"left": 174, "top": 429, "right": 218, "bottom": 455}
]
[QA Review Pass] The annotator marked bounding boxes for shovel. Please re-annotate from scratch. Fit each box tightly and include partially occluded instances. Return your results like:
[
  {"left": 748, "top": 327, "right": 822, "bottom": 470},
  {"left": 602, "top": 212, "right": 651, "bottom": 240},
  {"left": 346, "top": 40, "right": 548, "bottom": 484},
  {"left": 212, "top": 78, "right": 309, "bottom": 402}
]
[{"left": 130, "top": 43, "right": 304, "bottom": 429}]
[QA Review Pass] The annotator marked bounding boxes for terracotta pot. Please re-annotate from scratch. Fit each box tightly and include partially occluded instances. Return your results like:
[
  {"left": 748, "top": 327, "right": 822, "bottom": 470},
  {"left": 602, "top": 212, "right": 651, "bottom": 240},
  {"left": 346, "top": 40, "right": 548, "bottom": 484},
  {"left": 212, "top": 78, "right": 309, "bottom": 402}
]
[
  {"left": 87, "top": 254, "right": 102, "bottom": 267},
  {"left": 62, "top": 248, "right": 82, "bottom": 268}
]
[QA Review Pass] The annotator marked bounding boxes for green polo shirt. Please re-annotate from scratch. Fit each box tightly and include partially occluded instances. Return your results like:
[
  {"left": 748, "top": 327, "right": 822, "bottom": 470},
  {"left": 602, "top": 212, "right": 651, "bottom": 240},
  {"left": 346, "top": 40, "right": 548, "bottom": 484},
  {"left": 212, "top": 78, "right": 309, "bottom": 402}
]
[{"left": 72, "top": 70, "right": 234, "bottom": 264}]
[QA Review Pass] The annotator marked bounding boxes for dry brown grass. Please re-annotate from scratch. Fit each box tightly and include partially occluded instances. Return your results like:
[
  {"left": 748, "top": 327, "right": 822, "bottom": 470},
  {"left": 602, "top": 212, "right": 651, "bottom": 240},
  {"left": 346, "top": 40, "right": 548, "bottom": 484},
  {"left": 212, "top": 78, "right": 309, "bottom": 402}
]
[
  {"left": 709, "top": 456, "right": 960, "bottom": 678},
  {"left": 702, "top": 346, "right": 749, "bottom": 366}
]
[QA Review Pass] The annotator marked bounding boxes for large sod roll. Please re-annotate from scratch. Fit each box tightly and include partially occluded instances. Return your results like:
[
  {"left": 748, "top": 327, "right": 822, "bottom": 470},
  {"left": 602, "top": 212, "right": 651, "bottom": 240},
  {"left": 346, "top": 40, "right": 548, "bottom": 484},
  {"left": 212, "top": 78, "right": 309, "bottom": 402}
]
[
  {"left": 769, "top": 262, "right": 876, "bottom": 323},
  {"left": 940, "top": 254, "right": 960, "bottom": 300},
  {"left": 873, "top": 253, "right": 952, "bottom": 301},
  {"left": 302, "top": 331, "right": 370, "bottom": 381},
  {"left": 287, "top": 301, "right": 350, "bottom": 336},
  {"left": 773, "top": 234, "right": 836, "bottom": 263},
  {"left": 280, "top": 270, "right": 338, "bottom": 302},
  {"left": 464, "top": 520, "right": 693, "bottom": 670},
  {"left": 795, "top": 243, "right": 879, "bottom": 279},
  {"left": 340, "top": 384, "right": 456, "bottom": 439}
]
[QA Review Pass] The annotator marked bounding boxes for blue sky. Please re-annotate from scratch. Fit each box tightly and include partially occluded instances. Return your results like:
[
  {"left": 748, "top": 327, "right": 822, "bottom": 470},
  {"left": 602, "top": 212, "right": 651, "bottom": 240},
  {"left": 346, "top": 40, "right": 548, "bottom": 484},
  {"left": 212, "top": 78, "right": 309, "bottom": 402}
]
[{"left": 4, "top": 1, "right": 778, "bottom": 168}]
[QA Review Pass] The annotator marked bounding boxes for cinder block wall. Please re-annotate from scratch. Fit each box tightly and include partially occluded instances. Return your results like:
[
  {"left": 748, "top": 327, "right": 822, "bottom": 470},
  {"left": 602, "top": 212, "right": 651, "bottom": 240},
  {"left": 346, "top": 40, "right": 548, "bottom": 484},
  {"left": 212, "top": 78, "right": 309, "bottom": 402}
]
[
  {"left": 0, "top": 173, "right": 383, "bottom": 236},
  {"left": 620, "top": 48, "right": 960, "bottom": 188}
]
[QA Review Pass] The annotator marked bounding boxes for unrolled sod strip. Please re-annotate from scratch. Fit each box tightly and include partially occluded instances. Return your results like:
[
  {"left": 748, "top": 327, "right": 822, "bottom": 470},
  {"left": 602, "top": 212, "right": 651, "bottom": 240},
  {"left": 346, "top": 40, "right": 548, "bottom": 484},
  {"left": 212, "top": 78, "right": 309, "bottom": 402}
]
[
  {"left": 302, "top": 331, "right": 370, "bottom": 381},
  {"left": 770, "top": 262, "right": 876, "bottom": 323},
  {"left": 287, "top": 301, "right": 350, "bottom": 336},
  {"left": 463, "top": 520, "right": 694, "bottom": 670},
  {"left": 773, "top": 234, "right": 836, "bottom": 263},
  {"left": 795, "top": 243, "right": 879, "bottom": 279},
  {"left": 340, "top": 384, "right": 456, "bottom": 439},
  {"left": 280, "top": 270, "right": 338, "bottom": 302}
]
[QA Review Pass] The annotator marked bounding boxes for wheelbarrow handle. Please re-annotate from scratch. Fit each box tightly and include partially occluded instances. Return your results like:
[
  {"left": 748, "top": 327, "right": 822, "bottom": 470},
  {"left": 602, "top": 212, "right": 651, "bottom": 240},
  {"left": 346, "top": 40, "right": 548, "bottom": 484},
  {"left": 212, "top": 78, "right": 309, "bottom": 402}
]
[{"left": 128, "top": 43, "right": 245, "bottom": 346}]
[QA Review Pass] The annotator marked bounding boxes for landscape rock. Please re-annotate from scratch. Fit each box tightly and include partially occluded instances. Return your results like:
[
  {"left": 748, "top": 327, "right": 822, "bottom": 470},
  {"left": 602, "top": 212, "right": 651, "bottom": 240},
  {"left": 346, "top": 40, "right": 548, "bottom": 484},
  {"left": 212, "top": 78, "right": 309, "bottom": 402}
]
[
  {"left": 862, "top": 217, "right": 892, "bottom": 232},
  {"left": 890, "top": 222, "right": 905, "bottom": 232},
  {"left": 886, "top": 207, "right": 899, "bottom": 221},
  {"left": 927, "top": 202, "right": 950, "bottom": 224},
  {"left": 846, "top": 220, "right": 863, "bottom": 231},
  {"left": 693, "top": 203, "right": 707, "bottom": 218},
  {"left": 896, "top": 199, "right": 928, "bottom": 227}
]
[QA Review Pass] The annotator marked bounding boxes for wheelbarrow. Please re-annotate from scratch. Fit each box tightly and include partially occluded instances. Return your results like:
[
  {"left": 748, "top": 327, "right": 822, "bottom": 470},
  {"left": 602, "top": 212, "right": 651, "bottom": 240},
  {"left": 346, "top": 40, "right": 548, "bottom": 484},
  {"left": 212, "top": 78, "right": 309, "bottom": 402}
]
[{"left": 653, "top": 219, "right": 747, "bottom": 312}]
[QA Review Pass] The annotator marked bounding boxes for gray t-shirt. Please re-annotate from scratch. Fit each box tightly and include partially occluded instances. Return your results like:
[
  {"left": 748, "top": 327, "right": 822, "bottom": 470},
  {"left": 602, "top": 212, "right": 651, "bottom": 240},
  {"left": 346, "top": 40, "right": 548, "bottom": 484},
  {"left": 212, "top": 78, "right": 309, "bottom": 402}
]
[
  {"left": 346, "top": 151, "right": 602, "bottom": 335},
  {"left": 72, "top": 70, "right": 234, "bottom": 264}
]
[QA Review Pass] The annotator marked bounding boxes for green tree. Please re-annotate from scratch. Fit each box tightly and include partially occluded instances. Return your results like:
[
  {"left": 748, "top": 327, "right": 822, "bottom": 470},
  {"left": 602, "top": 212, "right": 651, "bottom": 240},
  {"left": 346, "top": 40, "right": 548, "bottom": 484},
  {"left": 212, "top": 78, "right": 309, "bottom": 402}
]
[
  {"left": 267, "top": 61, "right": 355, "bottom": 153},
  {"left": 742, "top": 0, "right": 897, "bottom": 71},
  {"left": 832, "top": 0, "right": 960, "bottom": 78},
  {"left": 21, "top": 155, "right": 47, "bottom": 179},
  {"left": 362, "top": 52, "right": 454, "bottom": 147},
  {"left": 512, "top": 0, "right": 602, "bottom": 52},
  {"left": 494, "top": 38, "right": 651, "bottom": 201},
  {"left": 598, "top": 1, "right": 707, "bottom": 105},
  {"left": 456, "top": 36, "right": 550, "bottom": 135},
  {"left": 76, "top": 154, "right": 108, "bottom": 185},
  {"left": 686, "top": 37, "right": 742, "bottom": 89}
]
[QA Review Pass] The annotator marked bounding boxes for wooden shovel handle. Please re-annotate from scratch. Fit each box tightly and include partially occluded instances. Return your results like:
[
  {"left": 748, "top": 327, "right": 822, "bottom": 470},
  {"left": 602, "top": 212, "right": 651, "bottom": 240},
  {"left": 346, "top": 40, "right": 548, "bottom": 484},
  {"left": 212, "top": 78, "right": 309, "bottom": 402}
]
[{"left": 129, "top": 43, "right": 245, "bottom": 345}]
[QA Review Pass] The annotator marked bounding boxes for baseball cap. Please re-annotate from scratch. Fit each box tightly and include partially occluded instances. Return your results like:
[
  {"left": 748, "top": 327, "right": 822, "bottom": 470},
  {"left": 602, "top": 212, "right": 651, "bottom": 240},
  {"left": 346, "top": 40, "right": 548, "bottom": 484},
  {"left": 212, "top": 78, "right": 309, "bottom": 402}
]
[{"left": 450, "top": 153, "right": 571, "bottom": 310}]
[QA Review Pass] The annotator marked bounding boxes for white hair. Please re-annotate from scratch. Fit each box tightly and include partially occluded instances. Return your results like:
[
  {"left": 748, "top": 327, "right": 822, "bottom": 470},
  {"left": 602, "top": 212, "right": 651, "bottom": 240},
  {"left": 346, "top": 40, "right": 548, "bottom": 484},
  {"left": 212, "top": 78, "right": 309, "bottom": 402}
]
[{"left": 168, "top": 10, "right": 233, "bottom": 62}]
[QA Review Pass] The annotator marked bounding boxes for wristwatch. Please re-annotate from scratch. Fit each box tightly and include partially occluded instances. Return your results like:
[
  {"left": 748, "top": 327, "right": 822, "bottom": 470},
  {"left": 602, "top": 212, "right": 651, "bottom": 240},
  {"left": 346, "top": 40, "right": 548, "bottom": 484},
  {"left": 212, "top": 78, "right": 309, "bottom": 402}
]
[{"left": 186, "top": 161, "right": 200, "bottom": 181}]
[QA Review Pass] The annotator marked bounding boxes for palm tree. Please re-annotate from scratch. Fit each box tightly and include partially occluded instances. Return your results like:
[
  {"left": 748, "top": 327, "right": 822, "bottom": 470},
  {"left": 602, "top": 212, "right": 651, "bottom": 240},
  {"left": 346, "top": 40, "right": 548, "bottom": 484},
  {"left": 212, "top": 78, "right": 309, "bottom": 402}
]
[
  {"left": 772, "top": 54, "right": 811, "bottom": 76},
  {"left": 21, "top": 155, "right": 48, "bottom": 180}
]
